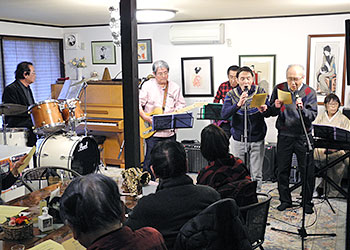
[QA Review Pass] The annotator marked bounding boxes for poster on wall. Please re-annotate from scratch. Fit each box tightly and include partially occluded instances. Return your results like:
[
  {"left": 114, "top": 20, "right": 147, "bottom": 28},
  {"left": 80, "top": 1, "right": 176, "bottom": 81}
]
[
  {"left": 306, "top": 34, "right": 346, "bottom": 104},
  {"left": 91, "top": 41, "right": 116, "bottom": 64},
  {"left": 181, "top": 57, "right": 214, "bottom": 97},
  {"left": 239, "top": 55, "right": 276, "bottom": 95}
]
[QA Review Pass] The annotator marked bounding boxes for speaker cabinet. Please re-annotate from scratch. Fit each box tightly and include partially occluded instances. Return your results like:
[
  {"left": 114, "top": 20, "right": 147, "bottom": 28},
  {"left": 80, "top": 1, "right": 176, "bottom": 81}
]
[{"left": 182, "top": 140, "right": 207, "bottom": 173}]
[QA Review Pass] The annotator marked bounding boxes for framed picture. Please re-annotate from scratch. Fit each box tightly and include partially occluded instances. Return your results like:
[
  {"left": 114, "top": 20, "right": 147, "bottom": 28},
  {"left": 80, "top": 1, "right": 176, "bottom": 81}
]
[
  {"left": 91, "top": 41, "right": 116, "bottom": 64},
  {"left": 181, "top": 57, "right": 214, "bottom": 97},
  {"left": 138, "top": 39, "right": 153, "bottom": 63},
  {"left": 64, "top": 33, "right": 79, "bottom": 50},
  {"left": 306, "top": 34, "right": 346, "bottom": 104},
  {"left": 239, "top": 54, "right": 276, "bottom": 94}
]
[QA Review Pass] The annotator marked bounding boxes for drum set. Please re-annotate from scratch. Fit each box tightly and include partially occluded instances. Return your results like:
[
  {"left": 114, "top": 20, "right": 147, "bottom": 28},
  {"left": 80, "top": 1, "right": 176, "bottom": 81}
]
[{"left": 0, "top": 98, "right": 100, "bottom": 175}]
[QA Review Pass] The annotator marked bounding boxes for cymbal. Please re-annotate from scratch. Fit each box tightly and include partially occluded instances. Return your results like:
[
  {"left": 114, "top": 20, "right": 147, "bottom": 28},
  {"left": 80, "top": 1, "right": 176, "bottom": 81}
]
[{"left": 0, "top": 103, "right": 28, "bottom": 116}]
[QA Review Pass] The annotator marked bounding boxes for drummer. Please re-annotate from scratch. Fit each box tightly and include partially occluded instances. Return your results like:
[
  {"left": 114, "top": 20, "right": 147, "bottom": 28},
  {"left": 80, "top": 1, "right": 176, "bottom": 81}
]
[{"left": 2, "top": 61, "right": 37, "bottom": 147}]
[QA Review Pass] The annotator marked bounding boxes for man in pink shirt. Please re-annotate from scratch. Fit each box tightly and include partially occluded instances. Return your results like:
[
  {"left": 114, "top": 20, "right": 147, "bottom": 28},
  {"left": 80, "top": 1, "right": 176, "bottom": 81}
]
[{"left": 139, "top": 60, "right": 186, "bottom": 179}]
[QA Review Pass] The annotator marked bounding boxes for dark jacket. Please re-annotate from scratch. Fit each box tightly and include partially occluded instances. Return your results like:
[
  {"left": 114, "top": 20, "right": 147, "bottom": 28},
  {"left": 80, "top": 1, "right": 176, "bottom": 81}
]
[
  {"left": 87, "top": 226, "right": 167, "bottom": 250},
  {"left": 175, "top": 198, "right": 253, "bottom": 250},
  {"left": 2, "top": 79, "right": 35, "bottom": 128},
  {"left": 265, "top": 82, "right": 317, "bottom": 136},
  {"left": 2, "top": 79, "right": 37, "bottom": 146},
  {"left": 221, "top": 85, "right": 268, "bottom": 142},
  {"left": 125, "top": 175, "right": 220, "bottom": 250},
  {"left": 197, "top": 155, "right": 258, "bottom": 207}
]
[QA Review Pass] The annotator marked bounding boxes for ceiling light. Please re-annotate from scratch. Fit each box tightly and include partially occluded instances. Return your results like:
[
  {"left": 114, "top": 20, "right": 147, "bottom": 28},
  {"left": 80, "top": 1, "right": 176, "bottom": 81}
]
[{"left": 136, "top": 9, "right": 177, "bottom": 22}]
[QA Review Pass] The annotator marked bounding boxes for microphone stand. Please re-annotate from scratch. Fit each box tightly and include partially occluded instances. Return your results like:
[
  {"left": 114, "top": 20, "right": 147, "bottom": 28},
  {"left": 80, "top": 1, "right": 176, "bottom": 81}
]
[
  {"left": 1, "top": 113, "right": 7, "bottom": 145},
  {"left": 271, "top": 96, "right": 336, "bottom": 249},
  {"left": 242, "top": 87, "right": 249, "bottom": 168},
  {"left": 244, "top": 100, "right": 249, "bottom": 166}
]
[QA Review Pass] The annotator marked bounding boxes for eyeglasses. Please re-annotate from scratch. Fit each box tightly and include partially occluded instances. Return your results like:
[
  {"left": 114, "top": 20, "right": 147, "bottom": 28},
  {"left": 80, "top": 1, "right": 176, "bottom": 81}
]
[
  {"left": 326, "top": 102, "right": 339, "bottom": 107},
  {"left": 287, "top": 77, "right": 303, "bottom": 82},
  {"left": 156, "top": 71, "right": 168, "bottom": 77}
]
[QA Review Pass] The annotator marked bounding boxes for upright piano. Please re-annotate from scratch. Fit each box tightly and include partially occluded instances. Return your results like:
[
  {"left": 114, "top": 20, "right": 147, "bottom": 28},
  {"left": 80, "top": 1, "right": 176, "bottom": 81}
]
[{"left": 51, "top": 80, "right": 144, "bottom": 167}]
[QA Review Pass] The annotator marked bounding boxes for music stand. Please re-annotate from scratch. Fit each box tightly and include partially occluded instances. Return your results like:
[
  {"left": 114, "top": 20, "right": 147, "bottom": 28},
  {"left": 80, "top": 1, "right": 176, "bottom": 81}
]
[
  {"left": 199, "top": 103, "right": 224, "bottom": 120},
  {"left": 58, "top": 79, "right": 85, "bottom": 100},
  {"left": 57, "top": 79, "right": 88, "bottom": 135},
  {"left": 152, "top": 112, "right": 193, "bottom": 131}
]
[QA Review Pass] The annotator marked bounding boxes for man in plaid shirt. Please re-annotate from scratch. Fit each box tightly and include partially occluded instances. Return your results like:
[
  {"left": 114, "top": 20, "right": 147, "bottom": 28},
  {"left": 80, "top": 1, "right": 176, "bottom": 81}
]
[{"left": 213, "top": 65, "right": 240, "bottom": 138}]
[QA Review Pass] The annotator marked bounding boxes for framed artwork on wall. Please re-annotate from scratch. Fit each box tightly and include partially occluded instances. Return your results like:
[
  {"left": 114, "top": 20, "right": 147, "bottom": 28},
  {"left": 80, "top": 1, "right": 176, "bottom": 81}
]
[
  {"left": 306, "top": 34, "right": 346, "bottom": 105},
  {"left": 138, "top": 39, "right": 153, "bottom": 63},
  {"left": 239, "top": 54, "right": 276, "bottom": 94},
  {"left": 64, "top": 33, "right": 79, "bottom": 50},
  {"left": 91, "top": 41, "right": 116, "bottom": 64},
  {"left": 181, "top": 57, "right": 214, "bottom": 97}
]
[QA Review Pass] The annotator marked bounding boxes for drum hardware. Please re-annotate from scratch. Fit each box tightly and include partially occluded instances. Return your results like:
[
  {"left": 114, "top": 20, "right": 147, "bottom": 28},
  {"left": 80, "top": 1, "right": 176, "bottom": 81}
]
[{"left": 1, "top": 103, "right": 28, "bottom": 145}]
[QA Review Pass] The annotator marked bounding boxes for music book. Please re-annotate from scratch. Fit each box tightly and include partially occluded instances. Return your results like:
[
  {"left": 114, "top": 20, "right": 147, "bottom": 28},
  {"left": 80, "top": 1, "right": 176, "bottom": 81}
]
[
  {"left": 152, "top": 112, "right": 193, "bottom": 130},
  {"left": 313, "top": 124, "right": 350, "bottom": 142},
  {"left": 277, "top": 89, "right": 292, "bottom": 104}
]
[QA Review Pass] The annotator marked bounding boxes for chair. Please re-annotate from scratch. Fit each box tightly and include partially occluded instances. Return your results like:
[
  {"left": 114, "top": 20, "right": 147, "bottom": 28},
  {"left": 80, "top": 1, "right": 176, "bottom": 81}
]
[
  {"left": 21, "top": 166, "right": 81, "bottom": 192},
  {"left": 239, "top": 193, "right": 272, "bottom": 250},
  {"left": 175, "top": 198, "right": 252, "bottom": 250}
]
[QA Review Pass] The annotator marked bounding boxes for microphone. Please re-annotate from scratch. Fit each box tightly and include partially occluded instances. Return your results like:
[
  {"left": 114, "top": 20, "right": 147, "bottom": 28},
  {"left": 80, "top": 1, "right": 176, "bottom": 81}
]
[
  {"left": 244, "top": 86, "right": 249, "bottom": 93},
  {"left": 294, "top": 91, "right": 302, "bottom": 109}
]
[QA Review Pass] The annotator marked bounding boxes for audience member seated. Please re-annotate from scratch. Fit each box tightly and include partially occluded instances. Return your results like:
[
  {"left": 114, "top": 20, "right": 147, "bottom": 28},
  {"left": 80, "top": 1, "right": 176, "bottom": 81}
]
[
  {"left": 60, "top": 174, "right": 167, "bottom": 250},
  {"left": 197, "top": 124, "right": 258, "bottom": 206},
  {"left": 125, "top": 140, "right": 220, "bottom": 249},
  {"left": 313, "top": 93, "right": 350, "bottom": 197},
  {"left": 175, "top": 198, "right": 252, "bottom": 250},
  {"left": 1, "top": 155, "right": 26, "bottom": 204}
]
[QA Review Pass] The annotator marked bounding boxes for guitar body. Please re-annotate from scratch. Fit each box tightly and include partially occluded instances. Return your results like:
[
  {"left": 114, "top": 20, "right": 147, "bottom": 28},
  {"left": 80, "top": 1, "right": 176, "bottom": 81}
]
[{"left": 139, "top": 107, "right": 163, "bottom": 139}]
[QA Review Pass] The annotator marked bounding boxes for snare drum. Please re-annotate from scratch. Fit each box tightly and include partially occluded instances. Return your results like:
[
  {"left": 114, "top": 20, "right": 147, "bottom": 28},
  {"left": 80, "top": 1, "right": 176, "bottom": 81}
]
[
  {"left": 0, "top": 128, "right": 28, "bottom": 146},
  {"left": 29, "top": 100, "right": 65, "bottom": 135},
  {"left": 37, "top": 134, "right": 99, "bottom": 175},
  {"left": 61, "top": 99, "right": 86, "bottom": 123}
]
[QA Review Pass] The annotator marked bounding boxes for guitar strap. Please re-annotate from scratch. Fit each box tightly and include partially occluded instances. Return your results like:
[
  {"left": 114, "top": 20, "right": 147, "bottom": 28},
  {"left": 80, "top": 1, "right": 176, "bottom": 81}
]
[{"left": 162, "top": 82, "right": 169, "bottom": 112}]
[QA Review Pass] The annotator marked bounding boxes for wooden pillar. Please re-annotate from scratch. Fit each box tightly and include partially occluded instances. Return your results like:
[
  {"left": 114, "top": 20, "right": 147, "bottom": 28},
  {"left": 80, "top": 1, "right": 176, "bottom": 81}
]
[{"left": 120, "top": 0, "right": 140, "bottom": 168}]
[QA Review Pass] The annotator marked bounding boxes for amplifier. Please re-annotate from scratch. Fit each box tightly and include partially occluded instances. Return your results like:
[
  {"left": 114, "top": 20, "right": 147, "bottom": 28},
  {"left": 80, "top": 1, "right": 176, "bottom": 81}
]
[
  {"left": 262, "top": 143, "right": 277, "bottom": 181},
  {"left": 182, "top": 140, "right": 207, "bottom": 173}
]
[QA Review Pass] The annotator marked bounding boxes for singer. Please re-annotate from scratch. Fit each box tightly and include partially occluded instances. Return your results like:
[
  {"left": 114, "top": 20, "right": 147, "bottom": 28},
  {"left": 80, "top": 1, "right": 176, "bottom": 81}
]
[
  {"left": 221, "top": 66, "right": 269, "bottom": 192},
  {"left": 265, "top": 64, "right": 318, "bottom": 214}
]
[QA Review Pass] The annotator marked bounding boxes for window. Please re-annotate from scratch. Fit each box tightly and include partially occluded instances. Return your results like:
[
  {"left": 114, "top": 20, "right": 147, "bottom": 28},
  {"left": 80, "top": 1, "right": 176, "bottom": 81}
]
[{"left": 0, "top": 36, "right": 64, "bottom": 102}]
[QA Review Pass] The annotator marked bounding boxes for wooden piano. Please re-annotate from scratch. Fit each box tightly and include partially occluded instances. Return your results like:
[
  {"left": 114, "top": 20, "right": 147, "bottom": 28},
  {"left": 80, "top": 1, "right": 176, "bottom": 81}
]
[{"left": 51, "top": 80, "right": 144, "bottom": 168}]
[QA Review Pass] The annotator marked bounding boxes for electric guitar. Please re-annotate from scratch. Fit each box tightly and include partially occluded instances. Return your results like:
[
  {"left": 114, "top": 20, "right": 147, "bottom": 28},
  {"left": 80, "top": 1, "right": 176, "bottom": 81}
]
[{"left": 139, "top": 102, "right": 208, "bottom": 139}]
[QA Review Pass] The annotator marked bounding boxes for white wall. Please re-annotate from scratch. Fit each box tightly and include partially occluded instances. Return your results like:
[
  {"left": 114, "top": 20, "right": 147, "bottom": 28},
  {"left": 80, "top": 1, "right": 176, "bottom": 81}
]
[
  {"left": 1, "top": 14, "right": 350, "bottom": 143},
  {"left": 136, "top": 14, "right": 350, "bottom": 143},
  {"left": 0, "top": 21, "right": 63, "bottom": 38}
]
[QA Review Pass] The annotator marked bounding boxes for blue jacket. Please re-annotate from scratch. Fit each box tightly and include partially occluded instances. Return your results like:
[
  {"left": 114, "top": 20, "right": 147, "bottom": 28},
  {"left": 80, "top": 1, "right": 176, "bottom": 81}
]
[{"left": 221, "top": 85, "right": 268, "bottom": 142}]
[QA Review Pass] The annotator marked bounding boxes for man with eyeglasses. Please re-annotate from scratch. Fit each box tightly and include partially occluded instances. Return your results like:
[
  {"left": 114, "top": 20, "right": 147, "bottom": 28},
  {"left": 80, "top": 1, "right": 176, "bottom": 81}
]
[
  {"left": 266, "top": 64, "right": 317, "bottom": 214},
  {"left": 2, "top": 61, "right": 37, "bottom": 147},
  {"left": 213, "top": 65, "right": 240, "bottom": 139},
  {"left": 139, "top": 60, "right": 186, "bottom": 179}
]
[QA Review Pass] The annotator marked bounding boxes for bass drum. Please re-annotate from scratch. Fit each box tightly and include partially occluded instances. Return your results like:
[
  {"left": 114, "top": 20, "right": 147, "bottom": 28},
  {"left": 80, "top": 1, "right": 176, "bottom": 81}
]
[{"left": 37, "top": 134, "right": 99, "bottom": 175}]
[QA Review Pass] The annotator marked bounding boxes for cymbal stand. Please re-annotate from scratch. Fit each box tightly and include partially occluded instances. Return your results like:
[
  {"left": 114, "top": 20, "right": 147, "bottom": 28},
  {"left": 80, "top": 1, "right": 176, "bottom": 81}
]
[
  {"left": 1, "top": 113, "right": 7, "bottom": 145},
  {"left": 67, "top": 99, "right": 77, "bottom": 136},
  {"left": 271, "top": 106, "right": 336, "bottom": 249},
  {"left": 82, "top": 81, "right": 88, "bottom": 137}
]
